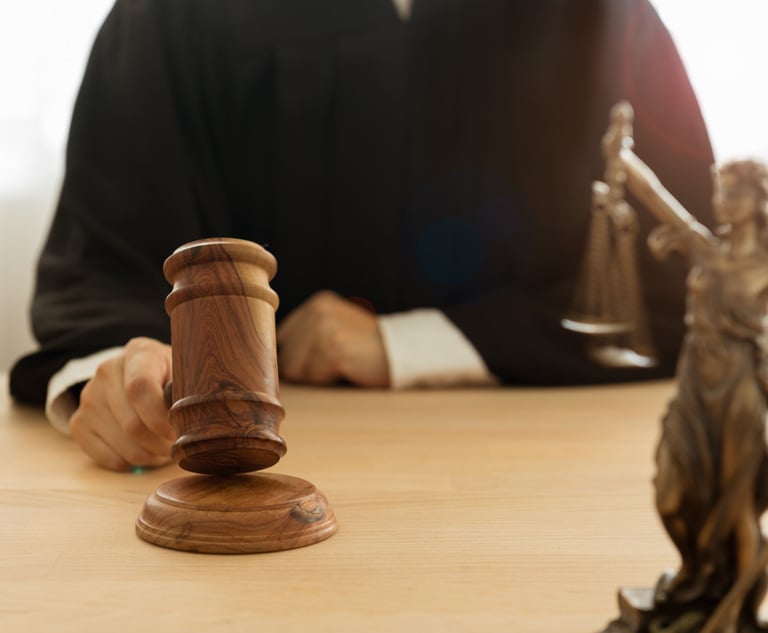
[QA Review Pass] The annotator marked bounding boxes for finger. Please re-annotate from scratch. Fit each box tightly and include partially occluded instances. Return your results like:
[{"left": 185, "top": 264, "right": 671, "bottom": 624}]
[
  {"left": 276, "top": 290, "right": 339, "bottom": 346},
  {"left": 70, "top": 416, "right": 132, "bottom": 472},
  {"left": 278, "top": 327, "right": 314, "bottom": 383},
  {"left": 71, "top": 390, "right": 169, "bottom": 471},
  {"left": 93, "top": 389, "right": 170, "bottom": 466},
  {"left": 279, "top": 321, "right": 341, "bottom": 384},
  {"left": 72, "top": 352, "right": 172, "bottom": 470},
  {"left": 301, "top": 330, "right": 341, "bottom": 384},
  {"left": 277, "top": 303, "right": 314, "bottom": 381},
  {"left": 105, "top": 391, "right": 173, "bottom": 459},
  {"left": 336, "top": 333, "right": 389, "bottom": 387},
  {"left": 328, "top": 305, "right": 388, "bottom": 386},
  {"left": 123, "top": 338, "right": 174, "bottom": 441},
  {"left": 276, "top": 307, "right": 301, "bottom": 347},
  {"left": 307, "top": 308, "right": 387, "bottom": 387},
  {"left": 79, "top": 426, "right": 169, "bottom": 472},
  {"left": 89, "top": 353, "right": 172, "bottom": 460},
  {"left": 303, "top": 355, "right": 340, "bottom": 384},
  {"left": 278, "top": 291, "right": 347, "bottom": 383}
]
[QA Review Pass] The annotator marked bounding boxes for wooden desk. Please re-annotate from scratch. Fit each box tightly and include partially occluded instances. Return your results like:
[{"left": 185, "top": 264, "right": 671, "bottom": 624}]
[{"left": 1, "top": 375, "right": 682, "bottom": 633}]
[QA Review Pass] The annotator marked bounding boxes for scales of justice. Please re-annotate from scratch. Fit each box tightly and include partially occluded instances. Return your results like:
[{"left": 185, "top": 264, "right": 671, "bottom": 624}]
[
  {"left": 565, "top": 102, "right": 768, "bottom": 633},
  {"left": 135, "top": 238, "right": 337, "bottom": 554}
]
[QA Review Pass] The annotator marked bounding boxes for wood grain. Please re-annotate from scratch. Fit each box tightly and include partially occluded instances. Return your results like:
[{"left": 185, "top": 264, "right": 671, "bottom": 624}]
[
  {"left": 136, "top": 473, "right": 337, "bottom": 553},
  {"left": 164, "top": 238, "right": 285, "bottom": 474},
  {"left": 4, "top": 375, "right": 731, "bottom": 633}
]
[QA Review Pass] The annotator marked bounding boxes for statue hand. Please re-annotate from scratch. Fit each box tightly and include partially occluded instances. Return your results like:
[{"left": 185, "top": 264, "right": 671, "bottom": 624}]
[{"left": 648, "top": 224, "right": 690, "bottom": 260}]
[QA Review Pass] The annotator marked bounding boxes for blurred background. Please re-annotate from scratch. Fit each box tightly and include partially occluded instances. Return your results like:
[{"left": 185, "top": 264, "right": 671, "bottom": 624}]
[{"left": 1, "top": 1, "right": 767, "bottom": 371}]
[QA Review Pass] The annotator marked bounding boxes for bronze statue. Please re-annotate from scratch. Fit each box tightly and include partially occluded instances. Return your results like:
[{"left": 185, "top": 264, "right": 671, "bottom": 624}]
[{"left": 571, "top": 103, "right": 768, "bottom": 633}]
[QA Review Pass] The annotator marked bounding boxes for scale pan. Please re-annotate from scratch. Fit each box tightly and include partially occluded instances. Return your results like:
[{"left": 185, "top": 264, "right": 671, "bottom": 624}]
[
  {"left": 561, "top": 316, "right": 632, "bottom": 335},
  {"left": 588, "top": 344, "right": 658, "bottom": 369}
]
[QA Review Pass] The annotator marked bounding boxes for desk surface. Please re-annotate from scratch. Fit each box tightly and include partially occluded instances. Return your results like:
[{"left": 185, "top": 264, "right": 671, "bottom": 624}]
[{"left": 1, "top": 375, "right": 684, "bottom": 633}]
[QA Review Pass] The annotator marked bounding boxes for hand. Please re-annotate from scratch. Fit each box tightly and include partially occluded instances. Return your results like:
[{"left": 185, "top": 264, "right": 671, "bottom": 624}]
[
  {"left": 69, "top": 337, "right": 175, "bottom": 471},
  {"left": 277, "top": 291, "right": 390, "bottom": 387}
]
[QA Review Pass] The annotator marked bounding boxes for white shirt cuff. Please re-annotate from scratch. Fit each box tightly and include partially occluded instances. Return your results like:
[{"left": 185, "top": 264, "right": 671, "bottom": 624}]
[
  {"left": 46, "top": 347, "right": 124, "bottom": 434},
  {"left": 378, "top": 309, "right": 499, "bottom": 389}
]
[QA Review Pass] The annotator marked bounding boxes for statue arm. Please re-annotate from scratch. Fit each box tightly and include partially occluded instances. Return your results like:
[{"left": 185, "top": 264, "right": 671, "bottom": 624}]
[{"left": 620, "top": 147, "right": 717, "bottom": 250}]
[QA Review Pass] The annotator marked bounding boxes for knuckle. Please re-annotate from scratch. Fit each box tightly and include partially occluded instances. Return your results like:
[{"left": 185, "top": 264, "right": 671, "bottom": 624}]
[
  {"left": 312, "top": 289, "right": 336, "bottom": 303},
  {"left": 124, "top": 373, "right": 152, "bottom": 404},
  {"left": 92, "top": 359, "right": 115, "bottom": 383},
  {"left": 77, "top": 380, "right": 97, "bottom": 407},
  {"left": 319, "top": 328, "right": 346, "bottom": 361},
  {"left": 69, "top": 411, "right": 86, "bottom": 441},
  {"left": 309, "top": 291, "right": 338, "bottom": 316},
  {"left": 326, "top": 325, "right": 345, "bottom": 348},
  {"left": 122, "top": 415, "right": 145, "bottom": 439},
  {"left": 125, "top": 336, "right": 170, "bottom": 359},
  {"left": 125, "top": 336, "right": 151, "bottom": 352}
]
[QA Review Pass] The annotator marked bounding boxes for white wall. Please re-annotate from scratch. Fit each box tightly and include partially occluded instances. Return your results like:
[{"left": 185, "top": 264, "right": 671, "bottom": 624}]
[
  {"left": 0, "top": 1, "right": 113, "bottom": 371},
  {"left": 1, "top": 1, "right": 767, "bottom": 372},
  {"left": 653, "top": 0, "right": 768, "bottom": 163}
]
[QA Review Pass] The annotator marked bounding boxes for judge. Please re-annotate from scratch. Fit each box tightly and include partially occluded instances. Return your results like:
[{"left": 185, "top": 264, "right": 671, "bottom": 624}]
[{"left": 10, "top": 0, "right": 715, "bottom": 470}]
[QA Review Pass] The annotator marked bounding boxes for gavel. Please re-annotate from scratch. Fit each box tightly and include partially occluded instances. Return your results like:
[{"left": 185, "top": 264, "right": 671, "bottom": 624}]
[{"left": 136, "top": 238, "right": 337, "bottom": 553}]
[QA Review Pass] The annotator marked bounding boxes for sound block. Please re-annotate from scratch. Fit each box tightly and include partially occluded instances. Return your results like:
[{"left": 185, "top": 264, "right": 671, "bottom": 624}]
[{"left": 135, "top": 473, "right": 337, "bottom": 554}]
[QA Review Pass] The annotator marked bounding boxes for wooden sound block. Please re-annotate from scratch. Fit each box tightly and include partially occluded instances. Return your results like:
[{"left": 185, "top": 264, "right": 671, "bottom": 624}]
[{"left": 135, "top": 473, "right": 337, "bottom": 554}]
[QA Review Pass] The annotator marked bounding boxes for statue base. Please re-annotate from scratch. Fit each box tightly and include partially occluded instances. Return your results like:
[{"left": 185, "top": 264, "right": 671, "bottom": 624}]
[{"left": 599, "top": 585, "right": 768, "bottom": 633}]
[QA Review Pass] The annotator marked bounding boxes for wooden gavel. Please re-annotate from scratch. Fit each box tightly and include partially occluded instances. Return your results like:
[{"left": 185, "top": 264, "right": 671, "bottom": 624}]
[{"left": 136, "top": 238, "right": 336, "bottom": 553}]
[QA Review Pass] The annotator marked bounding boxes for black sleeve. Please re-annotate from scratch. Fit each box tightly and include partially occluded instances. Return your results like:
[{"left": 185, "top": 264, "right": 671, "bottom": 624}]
[
  {"left": 8, "top": 0, "right": 403, "bottom": 405},
  {"left": 9, "top": 0, "right": 247, "bottom": 404}
]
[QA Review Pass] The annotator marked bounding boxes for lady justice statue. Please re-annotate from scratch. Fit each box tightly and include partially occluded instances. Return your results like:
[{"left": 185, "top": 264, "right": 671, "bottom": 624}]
[{"left": 567, "top": 102, "right": 768, "bottom": 633}]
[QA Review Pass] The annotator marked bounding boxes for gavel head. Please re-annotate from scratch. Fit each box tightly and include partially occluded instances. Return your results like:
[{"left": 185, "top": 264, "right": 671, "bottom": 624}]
[{"left": 163, "top": 238, "right": 286, "bottom": 475}]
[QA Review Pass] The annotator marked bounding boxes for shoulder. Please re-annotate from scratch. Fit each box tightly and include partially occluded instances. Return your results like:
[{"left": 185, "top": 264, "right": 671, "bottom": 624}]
[{"left": 96, "top": 0, "right": 401, "bottom": 73}]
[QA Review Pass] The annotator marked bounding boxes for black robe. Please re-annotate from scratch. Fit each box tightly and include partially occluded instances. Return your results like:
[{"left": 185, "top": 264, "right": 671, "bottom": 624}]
[{"left": 10, "top": 0, "right": 715, "bottom": 404}]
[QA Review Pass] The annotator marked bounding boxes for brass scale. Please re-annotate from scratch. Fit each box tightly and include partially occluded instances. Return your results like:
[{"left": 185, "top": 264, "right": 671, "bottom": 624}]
[{"left": 562, "top": 101, "right": 659, "bottom": 369}]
